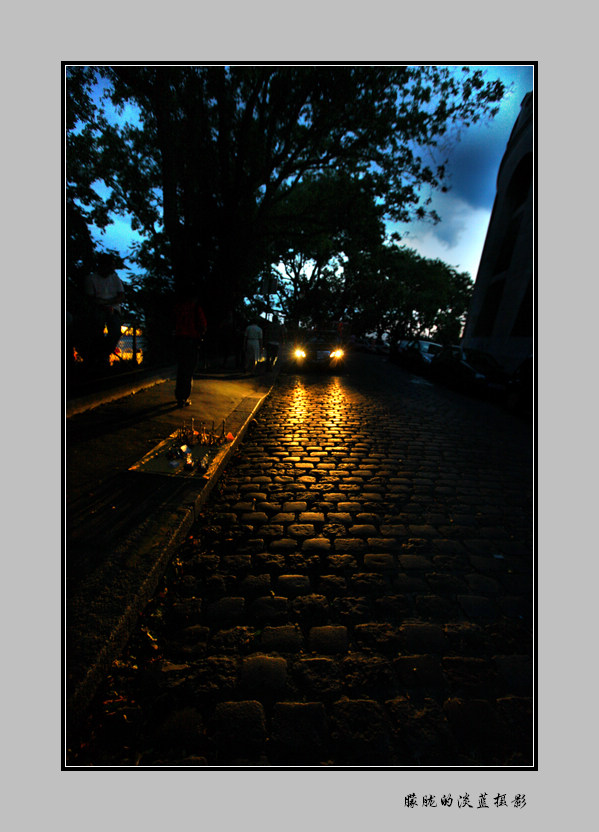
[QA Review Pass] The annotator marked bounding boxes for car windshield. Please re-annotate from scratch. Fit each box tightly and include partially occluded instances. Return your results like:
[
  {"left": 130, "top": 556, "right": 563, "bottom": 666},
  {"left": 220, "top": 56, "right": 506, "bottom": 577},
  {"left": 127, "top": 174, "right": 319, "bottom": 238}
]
[
  {"left": 427, "top": 344, "right": 441, "bottom": 355},
  {"left": 308, "top": 331, "right": 341, "bottom": 344},
  {"left": 464, "top": 350, "right": 503, "bottom": 372},
  {"left": 439, "top": 347, "right": 460, "bottom": 358}
]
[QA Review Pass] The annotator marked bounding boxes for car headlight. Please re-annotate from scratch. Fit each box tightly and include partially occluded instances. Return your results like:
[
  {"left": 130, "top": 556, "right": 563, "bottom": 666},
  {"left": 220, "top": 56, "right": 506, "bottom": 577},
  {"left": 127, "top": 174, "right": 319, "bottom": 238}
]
[
  {"left": 294, "top": 348, "right": 306, "bottom": 359},
  {"left": 330, "top": 349, "right": 344, "bottom": 359}
]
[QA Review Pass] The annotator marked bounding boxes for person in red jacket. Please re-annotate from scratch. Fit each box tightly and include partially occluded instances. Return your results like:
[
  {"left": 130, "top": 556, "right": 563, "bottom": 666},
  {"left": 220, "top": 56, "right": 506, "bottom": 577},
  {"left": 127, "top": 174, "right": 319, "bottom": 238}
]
[{"left": 173, "top": 290, "right": 207, "bottom": 408}]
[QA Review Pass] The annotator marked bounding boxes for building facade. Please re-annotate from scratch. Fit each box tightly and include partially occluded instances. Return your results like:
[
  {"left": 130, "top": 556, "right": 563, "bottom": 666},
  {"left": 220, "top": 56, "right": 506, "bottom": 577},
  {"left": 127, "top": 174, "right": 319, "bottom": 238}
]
[{"left": 461, "top": 91, "right": 534, "bottom": 373}]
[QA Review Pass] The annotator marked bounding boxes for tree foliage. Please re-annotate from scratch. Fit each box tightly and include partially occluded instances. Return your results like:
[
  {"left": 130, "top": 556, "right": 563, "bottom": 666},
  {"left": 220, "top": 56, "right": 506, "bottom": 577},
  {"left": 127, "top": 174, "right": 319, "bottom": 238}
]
[
  {"left": 268, "top": 171, "right": 386, "bottom": 327},
  {"left": 65, "top": 64, "right": 503, "bottom": 340},
  {"left": 342, "top": 244, "right": 473, "bottom": 342}
]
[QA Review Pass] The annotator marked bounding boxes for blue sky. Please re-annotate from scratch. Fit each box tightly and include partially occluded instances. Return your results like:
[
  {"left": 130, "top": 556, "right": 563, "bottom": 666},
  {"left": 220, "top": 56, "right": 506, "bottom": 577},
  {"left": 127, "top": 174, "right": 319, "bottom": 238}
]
[
  {"left": 390, "top": 64, "right": 535, "bottom": 278},
  {"left": 89, "top": 64, "right": 535, "bottom": 284}
]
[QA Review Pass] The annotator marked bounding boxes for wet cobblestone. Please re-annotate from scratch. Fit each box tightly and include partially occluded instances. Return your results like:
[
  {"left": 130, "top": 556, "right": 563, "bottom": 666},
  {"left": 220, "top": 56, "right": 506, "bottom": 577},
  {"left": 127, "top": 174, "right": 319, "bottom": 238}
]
[{"left": 68, "top": 357, "right": 533, "bottom": 767}]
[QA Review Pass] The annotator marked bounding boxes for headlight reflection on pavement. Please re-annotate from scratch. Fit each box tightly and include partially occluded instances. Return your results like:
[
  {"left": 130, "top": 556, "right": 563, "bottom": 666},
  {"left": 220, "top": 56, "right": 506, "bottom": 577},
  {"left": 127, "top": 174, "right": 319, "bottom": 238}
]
[
  {"left": 286, "top": 378, "right": 350, "bottom": 448},
  {"left": 326, "top": 378, "right": 347, "bottom": 424},
  {"left": 287, "top": 380, "right": 308, "bottom": 426}
]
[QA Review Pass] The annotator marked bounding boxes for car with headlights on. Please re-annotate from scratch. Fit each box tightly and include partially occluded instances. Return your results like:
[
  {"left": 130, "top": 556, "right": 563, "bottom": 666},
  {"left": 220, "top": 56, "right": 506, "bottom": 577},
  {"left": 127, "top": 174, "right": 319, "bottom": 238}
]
[{"left": 290, "top": 330, "right": 347, "bottom": 372}]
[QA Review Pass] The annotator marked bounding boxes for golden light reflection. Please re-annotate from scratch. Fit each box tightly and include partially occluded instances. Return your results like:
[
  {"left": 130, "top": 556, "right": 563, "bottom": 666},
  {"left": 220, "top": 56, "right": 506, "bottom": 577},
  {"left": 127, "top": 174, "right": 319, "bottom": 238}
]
[
  {"left": 120, "top": 324, "right": 143, "bottom": 337},
  {"left": 285, "top": 377, "right": 349, "bottom": 441},
  {"left": 104, "top": 324, "right": 145, "bottom": 366},
  {"left": 109, "top": 348, "right": 143, "bottom": 366},
  {"left": 288, "top": 381, "right": 308, "bottom": 424},
  {"left": 326, "top": 378, "right": 347, "bottom": 422}
]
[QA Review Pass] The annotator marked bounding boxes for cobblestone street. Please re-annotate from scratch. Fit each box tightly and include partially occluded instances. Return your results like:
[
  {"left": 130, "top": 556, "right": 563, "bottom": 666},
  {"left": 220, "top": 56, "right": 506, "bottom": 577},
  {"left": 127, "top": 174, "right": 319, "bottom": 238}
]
[{"left": 68, "top": 353, "right": 534, "bottom": 768}]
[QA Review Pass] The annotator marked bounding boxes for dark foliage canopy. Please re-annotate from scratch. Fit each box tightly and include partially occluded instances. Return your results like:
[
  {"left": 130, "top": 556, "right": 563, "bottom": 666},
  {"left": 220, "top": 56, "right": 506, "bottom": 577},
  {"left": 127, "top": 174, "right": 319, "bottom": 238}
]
[{"left": 66, "top": 64, "right": 503, "bottom": 341}]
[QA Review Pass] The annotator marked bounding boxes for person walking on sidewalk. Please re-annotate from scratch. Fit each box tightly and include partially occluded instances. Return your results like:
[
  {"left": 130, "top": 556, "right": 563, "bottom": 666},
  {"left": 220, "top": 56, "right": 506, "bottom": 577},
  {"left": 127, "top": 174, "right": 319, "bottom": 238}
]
[
  {"left": 265, "top": 315, "right": 287, "bottom": 370},
  {"left": 244, "top": 319, "right": 263, "bottom": 374},
  {"left": 173, "top": 289, "right": 207, "bottom": 408},
  {"left": 83, "top": 253, "right": 125, "bottom": 367}
]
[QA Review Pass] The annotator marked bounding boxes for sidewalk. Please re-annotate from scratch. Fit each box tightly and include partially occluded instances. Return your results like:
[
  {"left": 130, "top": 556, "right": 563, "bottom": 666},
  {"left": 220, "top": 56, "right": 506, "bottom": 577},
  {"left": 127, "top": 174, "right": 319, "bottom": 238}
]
[{"left": 66, "top": 359, "right": 279, "bottom": 727}]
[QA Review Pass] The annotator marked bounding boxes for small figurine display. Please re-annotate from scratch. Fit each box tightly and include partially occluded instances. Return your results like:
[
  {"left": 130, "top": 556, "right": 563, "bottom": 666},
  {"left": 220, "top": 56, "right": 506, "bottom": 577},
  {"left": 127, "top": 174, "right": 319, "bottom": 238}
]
[
  {"left": 165, "top": 419, "right": 233, "bottom": 472},
  {"left": 176, "top": 419, "right": 228, "bottom": 447}
]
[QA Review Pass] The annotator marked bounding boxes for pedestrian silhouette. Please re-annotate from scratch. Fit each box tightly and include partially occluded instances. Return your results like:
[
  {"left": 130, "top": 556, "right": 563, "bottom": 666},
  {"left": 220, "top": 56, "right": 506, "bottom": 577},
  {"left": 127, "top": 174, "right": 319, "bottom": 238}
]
[
  {"left": 173, "top": 289, "right": 207, "bottom": 407},
  {"left": 83, "top": 254, "right": 125, "bottom": 368},
  {"left": 244, "top": 320, "right": 263, "bottom": 374}
]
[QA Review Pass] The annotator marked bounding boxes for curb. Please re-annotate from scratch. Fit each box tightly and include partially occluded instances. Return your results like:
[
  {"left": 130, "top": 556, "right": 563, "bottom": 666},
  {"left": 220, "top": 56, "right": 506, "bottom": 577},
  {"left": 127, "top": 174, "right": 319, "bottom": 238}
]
[
  {"left": 66, "top": 378, "right": 276, "bottom": 733},
  {"left": 186, "top": 388, "right": 269, "bottom": 516},
  {"left": 66, "top": 368, "right": 176, "bottom": 418}
]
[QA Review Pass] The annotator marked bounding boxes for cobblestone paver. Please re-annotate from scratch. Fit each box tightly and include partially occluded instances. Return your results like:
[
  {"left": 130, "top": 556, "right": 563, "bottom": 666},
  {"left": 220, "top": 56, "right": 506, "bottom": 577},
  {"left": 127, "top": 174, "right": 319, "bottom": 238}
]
[{"left": 68, "top": 357, "right": 533, "bottom": 767}]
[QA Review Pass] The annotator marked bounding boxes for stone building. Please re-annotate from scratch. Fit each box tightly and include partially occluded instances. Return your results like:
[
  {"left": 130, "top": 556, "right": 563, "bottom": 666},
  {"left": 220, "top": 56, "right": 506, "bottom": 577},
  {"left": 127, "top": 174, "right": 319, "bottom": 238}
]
[{"left": 461, "top": 91, "right": 534, "bottom": 373}]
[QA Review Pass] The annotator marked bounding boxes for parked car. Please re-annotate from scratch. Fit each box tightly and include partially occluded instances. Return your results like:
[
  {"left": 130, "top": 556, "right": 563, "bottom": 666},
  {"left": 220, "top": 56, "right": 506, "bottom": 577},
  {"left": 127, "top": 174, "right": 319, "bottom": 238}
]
[
  {"left": 354, "top": 337, "right": 380, "bottom": 354},
  {"left": 429, "top": 345, "right": 486, "bottom": 394},
  {"left": 289, "top": 330, "right": 347, "bottom": 372},
  {"left": 429, "top": 345, "right": 510, "bottom": 397},
  {"left": 462, "top": 348, "right": 511, "bottom": 395},
  {"left": 374, "top": 340, "right": 390, "bottom": 355},
  {"left": 504, "top": 355, "right": 533, "bottom": 416},
  {"left": 393, "top": 339, "right": 443, "bottom": 374}
]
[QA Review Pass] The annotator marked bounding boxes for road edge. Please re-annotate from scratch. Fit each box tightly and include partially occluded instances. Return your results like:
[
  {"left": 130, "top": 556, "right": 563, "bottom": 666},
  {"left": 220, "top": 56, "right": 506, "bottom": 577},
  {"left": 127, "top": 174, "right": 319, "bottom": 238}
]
[{"left": 66, "top": 379, "right": 276, "bottom": 735}]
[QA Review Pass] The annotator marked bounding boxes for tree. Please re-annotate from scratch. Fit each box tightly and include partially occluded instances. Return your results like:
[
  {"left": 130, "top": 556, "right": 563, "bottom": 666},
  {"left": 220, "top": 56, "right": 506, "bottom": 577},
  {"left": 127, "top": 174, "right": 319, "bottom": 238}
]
[
  {"left": 125, "top": 234, "right": 177, "bottom": 364},
  {"left": 426, "top": 262, "right": 474, "bottom": 343},
  {"left": 66, "top": 65, "right": 504, "bottom": 327},
  {"left": 343, "top": 245, "right": 473, "bottom": 342},
  {"left": 65, "top": 66, "right": 106, "bottom": 292},
  {"left": 268, "top": 171, "right": 386, "bottom": 328},
  {"left": 65, "top": 67, "right": 135, "bottom": 364},
  {"left": 342, "top": 245, "right": 406, "bottom": 338},
  {"left": 381, "top": 248, "right": 473, "bottom": 342}
]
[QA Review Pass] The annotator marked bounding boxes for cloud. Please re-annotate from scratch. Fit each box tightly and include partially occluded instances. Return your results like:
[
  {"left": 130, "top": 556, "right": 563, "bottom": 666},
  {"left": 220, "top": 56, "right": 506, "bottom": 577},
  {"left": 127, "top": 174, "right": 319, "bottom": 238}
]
[
  {"left": 391, "top": 65, "right": 534, "bottom": 278},
  {"left": 443, "top": 132, "right": 505, "bottom": 211},
  {"left": 393, "top": 191, "right": 491, "bottom": 279},
  {"left": 439, "top": 65, "right": 534, "bottom": 211},
  {"left": 430, "top": 191, "right": 474, "bottom": 246}
]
